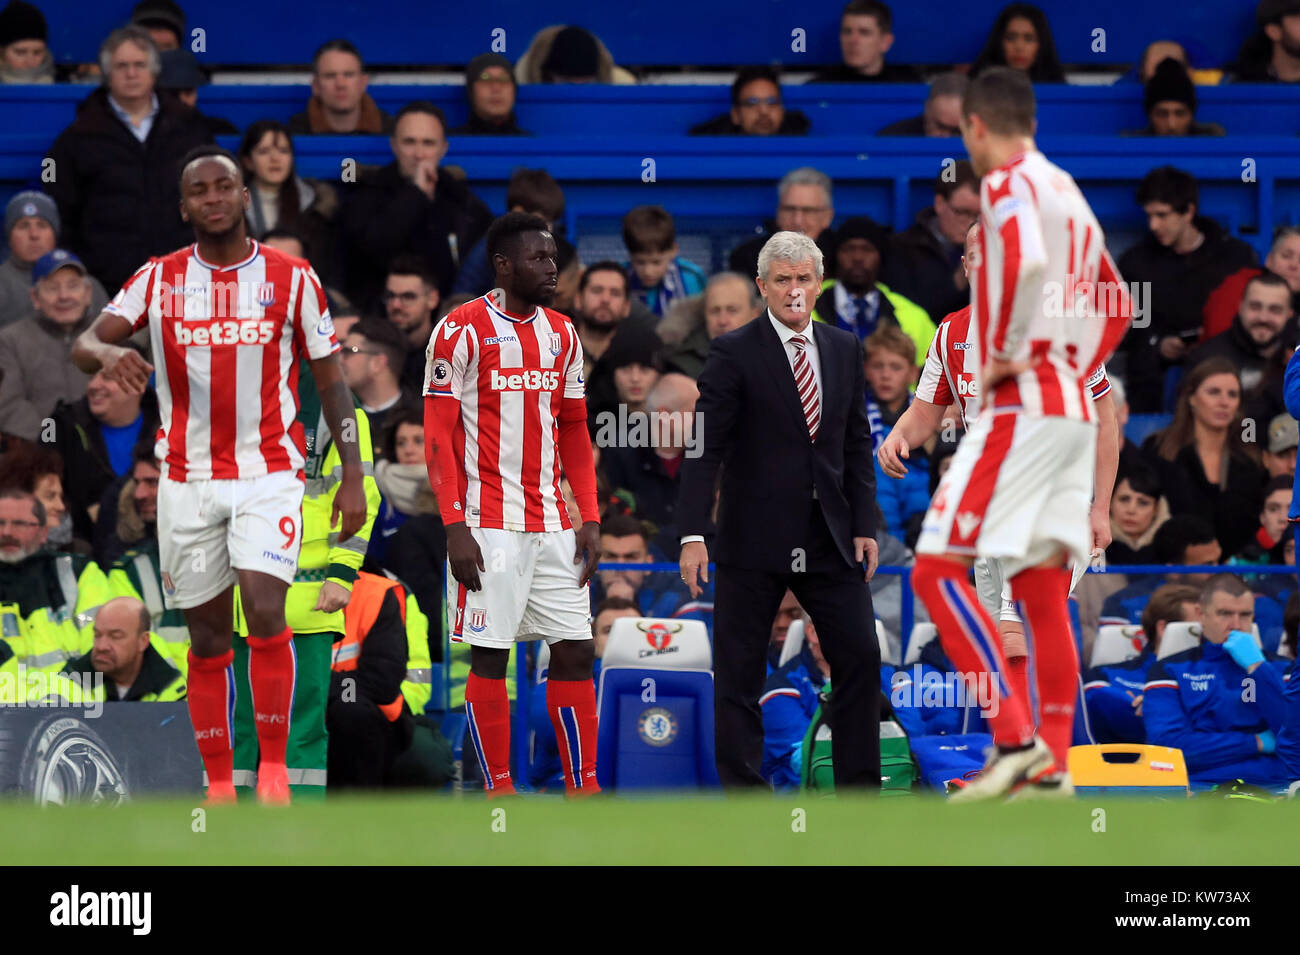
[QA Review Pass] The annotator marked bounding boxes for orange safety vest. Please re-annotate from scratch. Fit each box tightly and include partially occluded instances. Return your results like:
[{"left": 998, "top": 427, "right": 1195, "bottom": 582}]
[{"left": 336, "top": 572, "right": 407, "bottom": 722}]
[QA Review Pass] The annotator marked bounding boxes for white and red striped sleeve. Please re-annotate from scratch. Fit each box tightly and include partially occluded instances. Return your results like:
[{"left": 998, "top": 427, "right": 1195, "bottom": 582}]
[
  {"left": 295, "top": 265, "right": 339, "bottom": 360},
  {"left": 1090, "top": 247, "right": 1133, "bottom": 370},
  {"left": 425, "top": 313, "right": 473, "bottom": 399},
  {"left": 104, "top": 260, "right": 159, "bottom": 332},
  {"left": 984, "top": 170, "right": 1048, "bottom": 362},
  {"left": 914, "top": 321, "right": 953, "bottom": 407},
  {"left": 562, "top": 320, "right": 586, "bottom": 400}
]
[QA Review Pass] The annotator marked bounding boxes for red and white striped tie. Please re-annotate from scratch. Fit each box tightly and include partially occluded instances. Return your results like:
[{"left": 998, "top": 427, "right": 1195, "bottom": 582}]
[{"left": 790, "top": 335, "right": 820, "bottom": 442}]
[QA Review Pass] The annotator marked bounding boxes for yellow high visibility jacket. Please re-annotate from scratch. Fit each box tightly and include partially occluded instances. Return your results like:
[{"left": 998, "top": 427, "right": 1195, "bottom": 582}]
[{"left": 0, "top": 552, "right": 110, "bottom": 674}]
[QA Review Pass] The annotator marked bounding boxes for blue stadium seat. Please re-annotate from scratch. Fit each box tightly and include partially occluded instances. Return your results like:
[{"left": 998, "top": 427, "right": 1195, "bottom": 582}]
[
  {"left": 595, "top": 617, "right": 720, "bottom": 791},
  {"left": 1123, "top": 413, "right": 1172, "bottom": 448}
]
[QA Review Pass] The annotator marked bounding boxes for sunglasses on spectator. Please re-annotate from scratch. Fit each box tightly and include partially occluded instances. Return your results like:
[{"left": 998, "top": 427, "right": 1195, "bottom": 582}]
[{"left": 740, "top": 96, "right": 781, "bottom": 107}]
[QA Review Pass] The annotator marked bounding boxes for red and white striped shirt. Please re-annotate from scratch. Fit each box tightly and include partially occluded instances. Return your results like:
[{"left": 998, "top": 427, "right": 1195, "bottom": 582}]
[
  {"left": 917, "top": 304, "right": 1110, "bottom": 428},
  {"left": 971, "top": 150, "right": 1131, "bottom": 421},
  {"left": 424, "top": 293, "right": 585, "bottom": 532},
  {"left": 105, "top": 241, "right": 339, "bottom": 482}
]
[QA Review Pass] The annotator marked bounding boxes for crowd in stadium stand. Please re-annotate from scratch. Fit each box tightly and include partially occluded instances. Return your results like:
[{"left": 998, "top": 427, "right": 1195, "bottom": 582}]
[{"left": 1, "top": 0, "right": 1300, "bottom": 793}]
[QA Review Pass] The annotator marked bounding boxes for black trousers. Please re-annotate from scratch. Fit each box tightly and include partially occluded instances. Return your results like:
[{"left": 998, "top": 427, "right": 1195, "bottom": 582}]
[
  {"left": 326, "top": 698, "right": 413, "bottom": 790},
  {"left": 713, "top": 506, "right": 881, "bottom": 790}
]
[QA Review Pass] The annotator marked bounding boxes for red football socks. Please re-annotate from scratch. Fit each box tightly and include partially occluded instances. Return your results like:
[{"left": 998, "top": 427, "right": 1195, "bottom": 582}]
[
  {"left": 247, "top": 627, "right": 296, "bottom": 767},
  {"left": 912, "top": 555, "right": 1035, "bottom": 748},
  {"left": 187, "top": 648, "right": 236, "bottom": 793},
  {"left": 466, "top": 672, "right": 515, "bottom": 796},
  {"left": 1010, "top": 566, "right": 1076, "bottom": 772},
  {"left": 547, "top": 677, "right": 601, "bottom": 797}
]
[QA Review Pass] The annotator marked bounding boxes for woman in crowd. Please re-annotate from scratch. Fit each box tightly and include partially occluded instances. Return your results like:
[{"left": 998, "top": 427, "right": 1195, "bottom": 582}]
[
  {"left": 1142, "top": 356, "right": 1267, "bottom": 558},
  {"left": 237, "top": 119, "right": 340, "bottom": 282},
  {"left": 969, "top": 3, "right": 1066, "bottom": 83},
  {"left": 1106, "top": 464, "right": 1170, "bottom": 565},
  {"left": 3, "top": 442, "right": 79, "bottom": 553}
]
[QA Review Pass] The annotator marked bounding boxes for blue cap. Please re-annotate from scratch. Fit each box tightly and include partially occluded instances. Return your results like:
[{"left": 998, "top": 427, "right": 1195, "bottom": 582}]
[{"left": 32, "top": 248, "right": 86, "bottom": 284}]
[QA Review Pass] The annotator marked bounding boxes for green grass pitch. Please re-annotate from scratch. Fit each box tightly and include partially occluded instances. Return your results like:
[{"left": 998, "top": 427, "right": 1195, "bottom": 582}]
[{"left": 1, "top": 792, "right": 1295, "bottom": 864}]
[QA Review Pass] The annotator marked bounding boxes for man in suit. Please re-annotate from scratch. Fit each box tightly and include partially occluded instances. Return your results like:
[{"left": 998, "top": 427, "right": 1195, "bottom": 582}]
[{"left": 678, "top": 230, "right": 882, "bottom": 790}]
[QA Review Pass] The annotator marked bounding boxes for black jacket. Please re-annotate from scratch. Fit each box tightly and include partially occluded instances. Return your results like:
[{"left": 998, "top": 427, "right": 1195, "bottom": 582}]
[
  {"left": 379, "top": 515, "right": 445, "bottom": 661},
  {"left": 728, "top": 223, "right": 837, "bottom": 283},
  {"left": 63, "top": 644, "right": 182, "bottom": 701},
  {"left": 1139, "top": 435, "right": 1267, "bottom": 558},
  {"left": 806, "top": 63, "right": 924, "bottom": 83},
  {"left": 329, "top": 588, "right": 409, "bottom": 706},
  {"left": 882, "top": 208, "right": 968, "bottom": 323},
  {"left": 1117, "top": 217, "right": 1257, "bottom": 412},
  {"left": 602, "top": 444, "right": 685, "bottom": 557},
  {"left": 449, "top": 112, "right": 529, "bottom": 136},
  {"left": 338, "top": 162, "right": 493, "bottom": 311},
  {"left": 45, "top": 88, "right": 215, "bottom": 292},
  {"left": 877, "top": 113, "right": 927, "bottom": 136},
  {"left": 688, "top": 111, "right": 811, "bottom": 136},
  {"left": 52, "top": 390, "right": 160, "bottom": 543},
  {"left": 676, "top": 313, "right": 877, "bottom": 571},
  {"left": 1185, "top": 314, "right": 1291, "bottom": 396}
]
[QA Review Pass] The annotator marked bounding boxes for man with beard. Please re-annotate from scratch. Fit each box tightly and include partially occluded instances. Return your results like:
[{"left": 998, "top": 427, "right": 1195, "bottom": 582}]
[
  {"left": 0, "top": 488, "right": 111, "bottom": 675},
  {"left": 380, "top": 255, "right": 438, "bottom": 398},
  {"left": 1187, "top": 271, "right": 1296, "bottom": 393},
  {"left": 571, "top": 261, "right": 658, "bottom": 423},
  {"left": 810, "top": 216, "right": 935, "bottom": 367}
]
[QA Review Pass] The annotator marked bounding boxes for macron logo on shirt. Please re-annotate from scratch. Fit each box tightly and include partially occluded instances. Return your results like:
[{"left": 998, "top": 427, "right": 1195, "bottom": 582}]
[{"left": 490, "top": 368, "right": 560, "bottom": 392}]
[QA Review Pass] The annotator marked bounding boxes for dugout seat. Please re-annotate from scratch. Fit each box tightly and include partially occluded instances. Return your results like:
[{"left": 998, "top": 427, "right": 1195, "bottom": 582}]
[
  {"left": 1090, "top": 624, "right": 1146, "bottom": 668},
  {"left": 903, "top": 623, "right": 938, "bottom": 666},
  {"left": 596, "top": 618, "right": 719, "bottom": 791}
]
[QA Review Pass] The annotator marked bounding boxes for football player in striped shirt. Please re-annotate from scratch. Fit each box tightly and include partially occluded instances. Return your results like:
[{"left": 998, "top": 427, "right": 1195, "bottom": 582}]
[
  {"left": 908, "top": 69, "right": 1131, "bottom": 800},
  {"left": 425, "top": 212, "right": 602, "bottom": 797},
  {"left": 73, "top": 146, "right": 367, "bottom": 804}
]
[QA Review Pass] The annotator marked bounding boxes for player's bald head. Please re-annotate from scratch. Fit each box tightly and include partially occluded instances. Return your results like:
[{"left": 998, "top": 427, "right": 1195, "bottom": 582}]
[{"left": 178, "top": 146, "right": 244, "bottom": 190}]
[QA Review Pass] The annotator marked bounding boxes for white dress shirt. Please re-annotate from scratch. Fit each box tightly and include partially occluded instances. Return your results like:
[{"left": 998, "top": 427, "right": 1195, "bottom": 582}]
[{"left": 681, "top": 310, "right": 822, "bottom": 546}]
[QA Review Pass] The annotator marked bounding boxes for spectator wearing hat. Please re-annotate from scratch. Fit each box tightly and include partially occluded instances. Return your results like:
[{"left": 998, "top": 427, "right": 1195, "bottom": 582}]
[
  {"left": 0, "top": 0, "right": 51, "bottom": 83},
  {"left": 1228, "top": 0, "right": 1300, "bottom": 83},
  {"left": 157, "top": 47, "right": 236, "bottom": 135},
  {"left": 1186, "top": 271, "right": 1295, "bottom": 396},
  {"left": 289, "top": 38, "right": 393, "bottom": 135},
  {"left": 882, "top": 160, "right": 980, "bottom": 324},
  {"left": 0, "top": 191, "right": 107, "bottom": 326},
  {"left": 450, "top": 53, "right": 528, "bottom": 135},
  {"left": 688, "top": 66, "right": 811, "bottom": 136},
  {"left": 515, "top": 24, "right": 636, "bottom": 84},
  {"left": 0, "top": 249, "right": 98, "bottom": 441},
  {"left": 1123, "top": 58, "right": 1225, "bottom": 136},
  {"left": 44, "top": 25, "right": 213, "bottom": 293},
  {"left": 811, "top": 215, "right": 934, "bottom": 366},
  {"left": 131, "top": 0, "right": 184, "bottom": 51},
  {"left": 1263, "top": 412, "right": 1299, "bottom": 478}
]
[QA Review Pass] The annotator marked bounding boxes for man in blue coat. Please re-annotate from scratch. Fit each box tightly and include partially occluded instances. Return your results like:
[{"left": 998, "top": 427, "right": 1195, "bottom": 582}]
[{"left": 1143, "top": 573, "right": 1289, "bottom": 789}]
